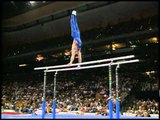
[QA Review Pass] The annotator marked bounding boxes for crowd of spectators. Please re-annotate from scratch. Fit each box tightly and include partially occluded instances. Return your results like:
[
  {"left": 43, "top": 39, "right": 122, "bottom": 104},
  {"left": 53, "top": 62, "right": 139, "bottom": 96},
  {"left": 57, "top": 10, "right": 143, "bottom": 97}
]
[
  {"left": 140, "top": 72, "right": 159, "bottom": 91},
  {"left": 2, "top": 66, "right": 158, "bottom": 116},
  {"left": 126, "top": 99, "right": 159, "bottom": 117}
]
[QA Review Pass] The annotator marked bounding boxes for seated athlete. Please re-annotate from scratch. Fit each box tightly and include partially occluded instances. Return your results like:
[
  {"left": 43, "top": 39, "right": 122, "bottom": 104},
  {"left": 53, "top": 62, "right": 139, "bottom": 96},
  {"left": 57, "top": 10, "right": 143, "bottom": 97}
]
[{"left": 68, "top": 10, "right": 82, "bottom": 66}]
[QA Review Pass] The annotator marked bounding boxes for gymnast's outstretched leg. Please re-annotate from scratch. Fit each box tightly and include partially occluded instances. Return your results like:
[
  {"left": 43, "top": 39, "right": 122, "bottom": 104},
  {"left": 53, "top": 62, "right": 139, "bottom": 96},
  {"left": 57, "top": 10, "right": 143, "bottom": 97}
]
[{"left": 68, "top": 10, "right": 82, "bottom": 66}]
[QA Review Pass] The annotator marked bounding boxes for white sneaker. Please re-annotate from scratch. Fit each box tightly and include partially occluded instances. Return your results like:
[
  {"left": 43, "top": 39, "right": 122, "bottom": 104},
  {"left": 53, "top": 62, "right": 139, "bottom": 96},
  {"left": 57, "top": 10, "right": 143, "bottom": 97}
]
[{"left": 72, "top": 10, "right": 77, "bottom": 16}]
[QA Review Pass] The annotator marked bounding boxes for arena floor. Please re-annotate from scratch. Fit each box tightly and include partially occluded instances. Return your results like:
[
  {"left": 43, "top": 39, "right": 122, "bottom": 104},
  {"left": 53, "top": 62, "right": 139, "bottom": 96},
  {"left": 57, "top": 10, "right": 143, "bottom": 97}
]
[{"left": 2, "top": 113, "right": 159, "bottom": 119}]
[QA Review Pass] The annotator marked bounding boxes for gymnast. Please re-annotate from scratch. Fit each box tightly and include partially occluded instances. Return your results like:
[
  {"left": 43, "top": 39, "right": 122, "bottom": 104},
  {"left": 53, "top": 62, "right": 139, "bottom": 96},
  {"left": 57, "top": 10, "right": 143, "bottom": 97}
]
[{"left": 68, "top": 10, "right": 82, "bottom": 67}]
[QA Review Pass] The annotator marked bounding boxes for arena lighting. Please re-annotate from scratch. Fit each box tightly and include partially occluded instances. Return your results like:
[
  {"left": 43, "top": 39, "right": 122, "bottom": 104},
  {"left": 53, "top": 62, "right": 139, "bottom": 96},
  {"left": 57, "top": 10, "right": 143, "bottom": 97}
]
[
  {"left": 19, "top": 64, "right": 27, "bottom": 67},
  {"left": 36, "top": 54, "right": 44, "bottom": 61},
  {"left": 64, "top": 50, "right": 70, "bottom": 56},
  {"left": 30, "top": 1, "right": 36, "bottom": 4},
  {"left": 34, "top": 55, "right": 135, "bottom": 70},
  {"left": 151, "top": 37, "right": 158, "bottom": 43},
  {"left": 64, "top": 51, "right": 70, "bottom": 56},
  {"left": 145, "top": 71, "right": 155, "bottom": 75},
  {"left": 45, "top": 59, "right": 139, "bottom": 72},
  {"left": 131, "top": 45, "right": 136, "bottom": 48}
]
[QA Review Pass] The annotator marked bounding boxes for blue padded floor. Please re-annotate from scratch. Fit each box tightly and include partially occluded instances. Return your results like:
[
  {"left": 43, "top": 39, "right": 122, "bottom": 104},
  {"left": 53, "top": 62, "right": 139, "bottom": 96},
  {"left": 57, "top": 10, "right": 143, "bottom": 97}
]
[{"left": 1, "top": 113, "right": 159, "bottom": 119}]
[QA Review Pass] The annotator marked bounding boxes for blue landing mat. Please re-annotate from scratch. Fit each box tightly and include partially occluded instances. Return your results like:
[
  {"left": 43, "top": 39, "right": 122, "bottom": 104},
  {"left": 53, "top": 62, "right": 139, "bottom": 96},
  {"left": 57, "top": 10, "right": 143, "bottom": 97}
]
[{"left": 1, "top": 113, "right": 159, "bottom": 119}]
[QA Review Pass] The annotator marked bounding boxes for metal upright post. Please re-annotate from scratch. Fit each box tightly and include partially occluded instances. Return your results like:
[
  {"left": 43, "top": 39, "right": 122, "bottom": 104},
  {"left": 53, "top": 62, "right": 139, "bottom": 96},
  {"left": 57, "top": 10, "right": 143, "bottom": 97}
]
[
  {"left": 42, "top": 71, "right": 47, "bottom": 119},
  {"left": 53, "top": 71, "right": 58, "bottom": 119},
  {"left": 108, "top": 61, "right": 113, "bottom": 119},
  {"left": 115, "top": 64, "right": 120, "bottom": 119}
]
